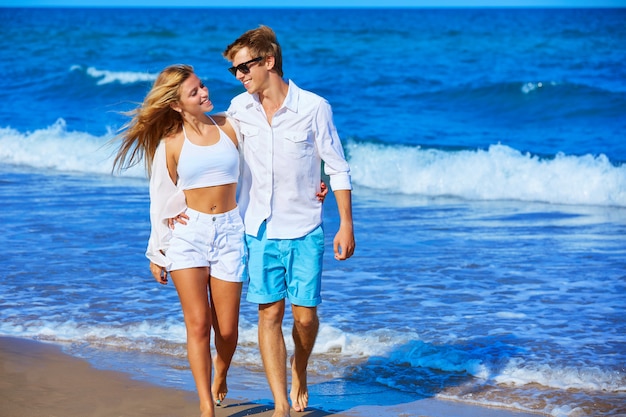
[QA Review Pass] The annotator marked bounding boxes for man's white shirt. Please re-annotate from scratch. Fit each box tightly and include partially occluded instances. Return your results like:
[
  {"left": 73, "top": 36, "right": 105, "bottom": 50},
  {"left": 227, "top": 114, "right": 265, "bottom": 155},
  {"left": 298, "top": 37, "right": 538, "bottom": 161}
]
[{"left": 227, "top": 80, "right": 352, "bottom": 239}]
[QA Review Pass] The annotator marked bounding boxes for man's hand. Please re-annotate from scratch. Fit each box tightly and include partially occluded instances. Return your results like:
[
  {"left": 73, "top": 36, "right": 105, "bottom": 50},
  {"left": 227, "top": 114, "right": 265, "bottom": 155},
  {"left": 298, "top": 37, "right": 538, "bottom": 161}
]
[
  {"left": 168, "top": 211, "right": 189, "bottom": 229},
  {"left": 333, "top": 225, "right": 355, "bottom": 260},
  {"left": 333, "top": 189, "right": 355, "bottom": 260}
]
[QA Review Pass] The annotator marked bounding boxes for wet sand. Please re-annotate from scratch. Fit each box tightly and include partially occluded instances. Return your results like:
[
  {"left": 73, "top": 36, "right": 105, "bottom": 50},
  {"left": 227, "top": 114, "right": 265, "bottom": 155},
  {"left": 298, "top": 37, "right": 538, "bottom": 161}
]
[{"left": 0, "top": 336, "right": 544, "bottom": 417}]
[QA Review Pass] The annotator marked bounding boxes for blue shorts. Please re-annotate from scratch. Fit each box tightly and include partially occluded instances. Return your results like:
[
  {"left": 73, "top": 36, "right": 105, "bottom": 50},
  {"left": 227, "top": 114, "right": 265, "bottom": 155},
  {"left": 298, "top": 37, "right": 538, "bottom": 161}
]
[
  {"left": 166, "top": 207, "right": 247, "bottom": 283},
  {"left": 245, "top": 222, "right": 324, "bottom": 307}
]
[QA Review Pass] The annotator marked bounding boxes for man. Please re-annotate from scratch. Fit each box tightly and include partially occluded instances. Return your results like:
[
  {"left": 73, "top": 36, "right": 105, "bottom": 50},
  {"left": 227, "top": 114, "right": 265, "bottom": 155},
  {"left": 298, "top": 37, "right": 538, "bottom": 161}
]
[{"left": 223, "top": 25, "right": 355, "bottom": 417}]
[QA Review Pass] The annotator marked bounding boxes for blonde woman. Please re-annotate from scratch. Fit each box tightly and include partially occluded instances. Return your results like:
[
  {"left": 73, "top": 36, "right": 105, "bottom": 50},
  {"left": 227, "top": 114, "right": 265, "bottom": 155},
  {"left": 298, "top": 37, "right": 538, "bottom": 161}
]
[{"left": 113, "top": 64, "right": 245, "bottom": 417}]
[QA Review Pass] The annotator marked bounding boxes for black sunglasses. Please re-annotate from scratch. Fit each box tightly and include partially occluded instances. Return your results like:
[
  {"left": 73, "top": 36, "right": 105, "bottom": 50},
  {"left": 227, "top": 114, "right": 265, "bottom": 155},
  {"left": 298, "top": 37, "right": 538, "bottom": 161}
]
[{"left": 228, "top": 57, "right": 263, "bottom": 76}]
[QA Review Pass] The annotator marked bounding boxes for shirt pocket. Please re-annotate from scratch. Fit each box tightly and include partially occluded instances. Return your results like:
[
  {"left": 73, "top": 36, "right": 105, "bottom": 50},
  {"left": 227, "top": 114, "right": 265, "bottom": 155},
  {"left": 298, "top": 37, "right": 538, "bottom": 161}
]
[
  {"left": 282, "top": 130, "right": 314, "bottom": 158},
  {"left": 241, "top": 126, "right": 260, "bottom": 152}
]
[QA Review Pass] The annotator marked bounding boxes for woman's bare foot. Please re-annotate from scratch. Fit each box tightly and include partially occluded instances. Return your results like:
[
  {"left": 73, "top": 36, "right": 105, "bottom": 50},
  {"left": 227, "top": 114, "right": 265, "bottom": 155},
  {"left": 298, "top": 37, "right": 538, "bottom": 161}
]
[
  {"left": 200, "top": 403, "right": 215, "bottom": 417},
  {"left": 212, "top": 371, "right": 228, "bottom": 406},
  {"left": 289, "top": 356, "right": 309, "bottom": 412},
  {"left": 271, "top": 410, "right": 291, "bottom": 417}
]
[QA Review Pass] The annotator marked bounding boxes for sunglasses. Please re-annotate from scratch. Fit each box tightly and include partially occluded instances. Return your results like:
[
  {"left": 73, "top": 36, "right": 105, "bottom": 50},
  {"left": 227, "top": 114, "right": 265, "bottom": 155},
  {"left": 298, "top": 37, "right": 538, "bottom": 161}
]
[{"left": 228, "top": 56, "right": 264, "bottom": 76}]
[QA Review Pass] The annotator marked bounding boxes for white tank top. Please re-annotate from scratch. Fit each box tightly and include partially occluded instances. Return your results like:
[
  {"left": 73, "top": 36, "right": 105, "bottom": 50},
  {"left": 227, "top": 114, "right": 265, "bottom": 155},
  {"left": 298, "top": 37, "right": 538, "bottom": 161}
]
[{"left": 176, "top": 118, "right": 239, "bottom": 190}]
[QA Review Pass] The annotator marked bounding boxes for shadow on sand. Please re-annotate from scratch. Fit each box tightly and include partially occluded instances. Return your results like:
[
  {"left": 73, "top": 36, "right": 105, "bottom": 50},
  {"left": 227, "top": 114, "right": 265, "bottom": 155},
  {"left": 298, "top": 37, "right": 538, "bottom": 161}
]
[{"left": 224, "top": 401, "right": 338, "bottom": 416}]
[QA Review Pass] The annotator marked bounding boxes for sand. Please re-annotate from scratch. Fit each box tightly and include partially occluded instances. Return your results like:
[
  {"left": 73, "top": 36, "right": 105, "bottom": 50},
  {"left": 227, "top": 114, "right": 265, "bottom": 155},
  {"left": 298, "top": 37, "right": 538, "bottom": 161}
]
[{"left": 0, "top": 336, "right": 544, "bottom": 417}]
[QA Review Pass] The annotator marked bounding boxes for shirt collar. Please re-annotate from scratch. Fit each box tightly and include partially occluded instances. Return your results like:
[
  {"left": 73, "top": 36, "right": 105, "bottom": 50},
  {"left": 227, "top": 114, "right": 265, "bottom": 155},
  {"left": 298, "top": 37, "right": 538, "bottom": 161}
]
[
  {"left": 282, "top": 80, "right": 299, "bottom": 113},
  {"left": 250, "top": 79, "right": 299, "bottom": 113}
]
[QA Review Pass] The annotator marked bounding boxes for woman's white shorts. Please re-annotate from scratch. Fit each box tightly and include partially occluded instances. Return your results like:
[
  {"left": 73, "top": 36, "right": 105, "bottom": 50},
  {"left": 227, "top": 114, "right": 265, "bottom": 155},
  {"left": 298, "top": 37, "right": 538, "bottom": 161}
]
[{"left": 166, "top": 207, "right": 247, "bottom": 283}]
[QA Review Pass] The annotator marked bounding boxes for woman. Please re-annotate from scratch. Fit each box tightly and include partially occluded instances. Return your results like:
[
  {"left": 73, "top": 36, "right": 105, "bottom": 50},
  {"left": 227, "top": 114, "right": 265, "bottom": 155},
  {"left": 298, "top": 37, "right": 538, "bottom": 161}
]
[{"left": 113, "top": 64, "right": 244, "bottom": 417}]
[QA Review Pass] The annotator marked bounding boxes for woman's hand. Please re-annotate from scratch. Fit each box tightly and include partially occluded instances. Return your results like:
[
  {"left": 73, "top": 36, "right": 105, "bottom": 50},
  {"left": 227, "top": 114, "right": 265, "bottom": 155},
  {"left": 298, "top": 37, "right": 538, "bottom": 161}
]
[
  {"left": 167, "top": 211, "right": 189, "bottom": 229},
  {"left": 317, "top": 181, "right": 328, "bottom": 202},
  {"left": 150, "top": 262, "right": 168, "bottom": 285}
]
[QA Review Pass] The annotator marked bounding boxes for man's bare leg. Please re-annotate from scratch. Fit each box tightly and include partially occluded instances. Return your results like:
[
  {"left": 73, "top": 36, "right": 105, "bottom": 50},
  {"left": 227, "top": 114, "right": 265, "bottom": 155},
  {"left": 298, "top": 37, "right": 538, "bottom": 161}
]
[
  {"left": 259, "top": 300, "right": 291, "bottom": 417},
  {"left": 290, "top": 305, "right": 319, "bottom": 412}
]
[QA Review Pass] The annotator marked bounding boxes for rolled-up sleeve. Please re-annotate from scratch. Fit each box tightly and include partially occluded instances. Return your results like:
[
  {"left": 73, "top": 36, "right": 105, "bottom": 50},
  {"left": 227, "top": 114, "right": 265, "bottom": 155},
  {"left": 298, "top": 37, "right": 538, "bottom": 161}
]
[{"left": 314, "top": 99, "right": 352, "bottom": 191}]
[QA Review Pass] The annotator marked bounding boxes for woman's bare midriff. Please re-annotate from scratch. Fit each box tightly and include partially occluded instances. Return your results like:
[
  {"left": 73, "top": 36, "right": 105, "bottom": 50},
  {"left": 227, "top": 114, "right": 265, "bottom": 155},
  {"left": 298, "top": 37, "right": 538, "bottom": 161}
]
[{"left": 183, "top": 183, "right": 238, "bottom": 214}]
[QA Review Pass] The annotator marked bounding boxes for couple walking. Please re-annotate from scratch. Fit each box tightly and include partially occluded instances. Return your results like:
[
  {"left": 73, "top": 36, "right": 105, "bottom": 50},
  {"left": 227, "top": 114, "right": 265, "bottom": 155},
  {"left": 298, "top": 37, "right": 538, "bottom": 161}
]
[{"left": 113, "top": 25, "right": 355, "bottom": 417}]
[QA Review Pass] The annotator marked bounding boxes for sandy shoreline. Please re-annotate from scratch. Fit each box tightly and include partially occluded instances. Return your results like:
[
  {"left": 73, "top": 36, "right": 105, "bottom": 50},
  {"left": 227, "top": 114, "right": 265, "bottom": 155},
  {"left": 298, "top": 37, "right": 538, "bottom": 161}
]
[{"left": 0, "top": 336, "right": 544, "bottom": 417}]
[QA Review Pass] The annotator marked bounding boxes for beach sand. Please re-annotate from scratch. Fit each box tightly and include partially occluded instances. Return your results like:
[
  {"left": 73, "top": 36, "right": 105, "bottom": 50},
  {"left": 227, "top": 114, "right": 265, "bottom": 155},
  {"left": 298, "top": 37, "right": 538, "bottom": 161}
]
[{"left": 0, "top": 336, "right": 544, "bottom": 417}]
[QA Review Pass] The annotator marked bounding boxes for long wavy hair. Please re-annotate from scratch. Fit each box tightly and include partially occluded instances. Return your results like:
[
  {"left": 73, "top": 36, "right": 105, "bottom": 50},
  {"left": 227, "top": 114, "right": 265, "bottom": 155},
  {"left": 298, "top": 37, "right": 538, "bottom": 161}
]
[{"left": 112, "top": 64, "right": 194, "bottom": 176}]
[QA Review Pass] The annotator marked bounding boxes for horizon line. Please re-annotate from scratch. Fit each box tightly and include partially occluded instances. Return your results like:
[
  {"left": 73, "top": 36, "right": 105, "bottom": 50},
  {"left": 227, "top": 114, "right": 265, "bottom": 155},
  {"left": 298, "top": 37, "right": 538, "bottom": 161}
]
[{"left": 2, "top": 4, "right": 625, "bottom": 7}]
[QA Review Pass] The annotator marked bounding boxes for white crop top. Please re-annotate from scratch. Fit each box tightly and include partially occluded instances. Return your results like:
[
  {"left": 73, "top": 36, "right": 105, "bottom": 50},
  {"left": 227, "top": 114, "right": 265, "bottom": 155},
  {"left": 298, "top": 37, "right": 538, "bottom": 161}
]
[{"left": 176, "top": 118, "right": 239, "bottom": 190}]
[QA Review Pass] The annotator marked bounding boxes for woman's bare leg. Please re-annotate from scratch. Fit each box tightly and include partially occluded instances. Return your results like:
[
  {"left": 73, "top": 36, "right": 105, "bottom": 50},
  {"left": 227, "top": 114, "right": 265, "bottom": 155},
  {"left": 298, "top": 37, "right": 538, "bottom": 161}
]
[
  {"left": 209, "top": 276, "right": 242, "bottom": 405},
  {"left": 171, "top": 267, "right": 214, "bottom": 417}
]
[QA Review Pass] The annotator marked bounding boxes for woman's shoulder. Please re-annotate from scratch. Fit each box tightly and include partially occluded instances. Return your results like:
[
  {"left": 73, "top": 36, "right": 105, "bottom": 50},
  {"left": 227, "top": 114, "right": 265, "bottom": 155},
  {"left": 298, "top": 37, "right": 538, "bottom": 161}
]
[
  {"left": 210, "top": 113, "right": 229, "bottom": 126},
  {"left": 164, "top": 129, "right": 184, "bottom": 145},
  {"left": 163, "top": 130, "right": 185, "bottom": 160},
  {"left": 212, "top": 113, "right": 237, "bottom": 142}
]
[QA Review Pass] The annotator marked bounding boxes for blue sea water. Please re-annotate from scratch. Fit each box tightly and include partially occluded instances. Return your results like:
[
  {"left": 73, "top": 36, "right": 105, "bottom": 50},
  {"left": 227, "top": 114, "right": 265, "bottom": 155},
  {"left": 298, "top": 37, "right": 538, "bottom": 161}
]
[{"left": 1, "top": 7, "right": 625, "bottom": 417}]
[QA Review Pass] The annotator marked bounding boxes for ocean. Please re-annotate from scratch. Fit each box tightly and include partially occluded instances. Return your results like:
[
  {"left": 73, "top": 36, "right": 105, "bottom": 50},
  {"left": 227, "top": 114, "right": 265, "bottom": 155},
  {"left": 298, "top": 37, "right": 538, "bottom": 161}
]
[{"left": 1, "top": 6, "right": 625, "bottom": 417}]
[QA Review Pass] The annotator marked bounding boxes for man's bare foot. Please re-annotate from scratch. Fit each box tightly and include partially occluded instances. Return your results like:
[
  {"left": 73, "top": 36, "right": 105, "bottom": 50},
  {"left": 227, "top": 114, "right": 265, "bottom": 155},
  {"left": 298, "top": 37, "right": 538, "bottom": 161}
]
[
  {"left": 211, "top": 371, "right": 228, "bottom": 406},
  {"left": 289, "top": 356, "right": 309, "bottom": 412}
]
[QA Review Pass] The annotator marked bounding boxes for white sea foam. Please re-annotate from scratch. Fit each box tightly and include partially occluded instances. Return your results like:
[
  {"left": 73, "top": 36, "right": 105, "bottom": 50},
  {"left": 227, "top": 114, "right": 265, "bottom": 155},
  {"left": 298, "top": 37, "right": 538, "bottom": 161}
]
[
  {"left": 347, "top": 141, "right": 626, "bottom": 207},
  {"left": 0, "top": 120, "right": 145, "bottom": 179},
  {"left": 70, "top": 65, "right": 158, "bottom": 85},
  {"left": 3, "top": 122, "right": 625, "bottom": 208},
  {"left": 4, "top": 315, "right": 623, "bottom": 394},
  {"left": 495, "top": 358, "right": 626, "bottom": 392},
  {"left": 0, "top": 316, "right": 410, "bottom": 364},
  {"left": 521, "top": 81, "right": 557, "bottom": 94}
]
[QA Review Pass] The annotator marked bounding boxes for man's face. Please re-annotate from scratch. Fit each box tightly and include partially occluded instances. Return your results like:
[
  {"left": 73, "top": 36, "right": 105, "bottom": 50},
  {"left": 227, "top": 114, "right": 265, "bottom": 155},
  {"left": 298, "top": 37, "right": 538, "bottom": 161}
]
[{"left": 230, "top": 47, "right": 266, "bottom": 94}]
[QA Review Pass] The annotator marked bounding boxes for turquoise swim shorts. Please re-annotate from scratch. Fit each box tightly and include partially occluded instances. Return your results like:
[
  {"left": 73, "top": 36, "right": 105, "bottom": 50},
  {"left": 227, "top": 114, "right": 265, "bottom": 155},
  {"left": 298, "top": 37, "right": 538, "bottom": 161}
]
[{"left": 245, "top": 222, "right": 324, "bottom": 307}]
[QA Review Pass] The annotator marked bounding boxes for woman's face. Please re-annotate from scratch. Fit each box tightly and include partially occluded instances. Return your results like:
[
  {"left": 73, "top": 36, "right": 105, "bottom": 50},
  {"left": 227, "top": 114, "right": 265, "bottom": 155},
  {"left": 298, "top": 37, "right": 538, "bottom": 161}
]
[{"left": 177, "top": 73, "right": 213, "bottom": 114}]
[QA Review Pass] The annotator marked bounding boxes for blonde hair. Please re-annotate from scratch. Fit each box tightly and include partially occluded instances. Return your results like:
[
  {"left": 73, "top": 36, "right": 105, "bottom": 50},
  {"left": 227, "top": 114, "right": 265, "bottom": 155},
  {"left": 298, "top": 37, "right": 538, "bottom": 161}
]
[
  {"left": 223, "top": 25, "right": 283, "bottom": 78},
  {"left": 112, "top": 64, "right": 194, "bottom": 176}
]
